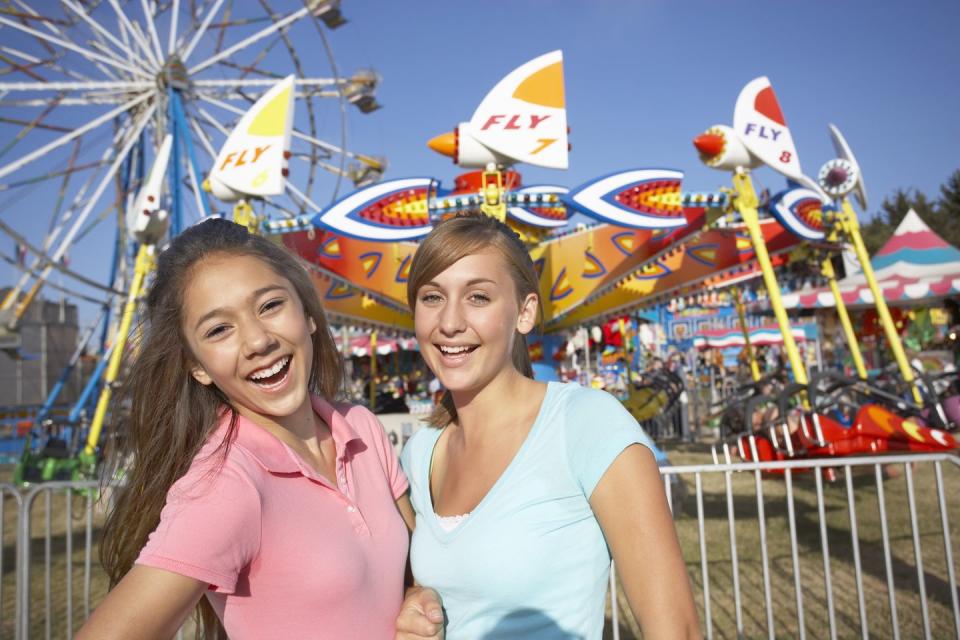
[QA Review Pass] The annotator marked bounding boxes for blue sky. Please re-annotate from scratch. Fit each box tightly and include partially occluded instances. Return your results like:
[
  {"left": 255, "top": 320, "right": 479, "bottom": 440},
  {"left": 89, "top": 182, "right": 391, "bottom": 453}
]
[
  {"left": 1, "top": 0, "right": 958, "bottom": 327},
  {"left": 333, "top": 0, "right": 959, "bottom": 206}
]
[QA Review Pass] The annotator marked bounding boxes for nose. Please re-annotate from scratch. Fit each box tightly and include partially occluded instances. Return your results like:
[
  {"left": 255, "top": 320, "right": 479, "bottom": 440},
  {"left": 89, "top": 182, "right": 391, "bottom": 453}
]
[
  {"left": 240, "top": 317, "right": 278, "bottom": 357},
  {"left": 438, "top": 298, "right": 466, "bottom": 336}
]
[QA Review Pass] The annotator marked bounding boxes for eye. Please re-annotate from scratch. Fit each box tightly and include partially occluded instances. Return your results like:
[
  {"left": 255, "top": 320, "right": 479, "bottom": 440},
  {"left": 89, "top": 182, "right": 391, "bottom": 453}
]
[
  {"left": 468, "top": 292, "right": 491, "bottom": 304},
  {"left": 418, "top": 291, "right": 443, "bottom": 305},
  {"left": 260, "top": 298, "right": 285, "bottom": 313},
  {"left": 204, "top": 324, "right": 229, "bottom": 339}
]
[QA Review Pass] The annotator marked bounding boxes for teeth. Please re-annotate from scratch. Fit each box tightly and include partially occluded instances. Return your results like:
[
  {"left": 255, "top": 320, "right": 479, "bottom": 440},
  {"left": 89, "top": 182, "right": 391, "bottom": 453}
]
[
  {"left": 439, "top": 345, "right": 472, "bottom": 355},
  {"left": 250, "top": 356, "right": 290, "bottom": 380}
]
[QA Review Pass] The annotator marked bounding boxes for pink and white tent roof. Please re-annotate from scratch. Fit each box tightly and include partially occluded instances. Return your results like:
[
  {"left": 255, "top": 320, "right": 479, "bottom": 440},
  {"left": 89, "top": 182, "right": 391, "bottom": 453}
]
[
  {"left": 781, "top": 209, "right": 960, "bottom": 309},
  {"left": 693, "top": 325, "right": 808, "bottom": 349},
  {"left": 334, "top": 334, "right": 418, "bottom": 357}
]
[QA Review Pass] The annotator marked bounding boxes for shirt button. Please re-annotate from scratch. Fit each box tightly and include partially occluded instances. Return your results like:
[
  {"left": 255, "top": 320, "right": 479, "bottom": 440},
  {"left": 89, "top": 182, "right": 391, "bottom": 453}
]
[{"left": 347, "top": 505, "right": 356, "bottom": 513}]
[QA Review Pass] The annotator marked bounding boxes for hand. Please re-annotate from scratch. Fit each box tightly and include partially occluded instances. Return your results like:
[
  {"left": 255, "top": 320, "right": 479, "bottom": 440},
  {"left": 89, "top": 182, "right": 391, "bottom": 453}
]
[{"left": 395, "top": 586, "right": 444, "bottom": 639}]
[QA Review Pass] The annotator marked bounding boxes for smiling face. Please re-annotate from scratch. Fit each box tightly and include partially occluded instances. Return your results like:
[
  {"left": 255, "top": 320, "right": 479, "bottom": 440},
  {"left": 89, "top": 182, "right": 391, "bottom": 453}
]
[
  {"left": 182, "top": 252, "right": 317, "bottom": 429},
  {"left": 414, "top": 249, "right": 538, "bottom": 397}
]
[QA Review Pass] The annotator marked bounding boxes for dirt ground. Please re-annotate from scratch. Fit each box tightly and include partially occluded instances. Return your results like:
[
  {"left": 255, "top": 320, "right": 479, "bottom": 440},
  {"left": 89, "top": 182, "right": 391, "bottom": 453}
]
[{"left": 1, "top": 445, "right": 958, "bottom": 639}]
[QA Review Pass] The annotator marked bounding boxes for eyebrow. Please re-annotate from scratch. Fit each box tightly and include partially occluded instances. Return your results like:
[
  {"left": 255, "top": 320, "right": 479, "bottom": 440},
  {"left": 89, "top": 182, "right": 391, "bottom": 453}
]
[
  {"left": 193, "top": 284, "right": 289, "bottom": 332},
  {"left": 422, "top": 277, "right": 497, "bottom": 289}
]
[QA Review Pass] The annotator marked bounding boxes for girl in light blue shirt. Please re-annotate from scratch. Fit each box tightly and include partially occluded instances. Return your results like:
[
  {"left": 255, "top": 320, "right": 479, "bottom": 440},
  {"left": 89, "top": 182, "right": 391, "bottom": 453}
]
[{"left": 396, "top": 214, "right": 700, "bottom": 640}]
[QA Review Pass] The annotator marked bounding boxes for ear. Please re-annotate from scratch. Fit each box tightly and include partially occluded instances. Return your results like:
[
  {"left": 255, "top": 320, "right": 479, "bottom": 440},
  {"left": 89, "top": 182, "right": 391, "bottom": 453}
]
[
  {"left": 190, "top": 364, "right": 213, "bottom": 386},
  {"left": 308, "top": 316, "right": 317, "bottom": 334},
  {"left": 516, "top": 293, "right": 539, "bottom": 336}
]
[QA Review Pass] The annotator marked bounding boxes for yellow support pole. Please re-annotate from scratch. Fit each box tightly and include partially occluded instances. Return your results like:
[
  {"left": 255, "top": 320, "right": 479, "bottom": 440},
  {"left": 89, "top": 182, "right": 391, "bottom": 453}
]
[
  {"left": 369, "top": 330, "right": 378, "bottom": 411},
  {"left": 733, "top": 289, "right": 761, "bottom": 382},
  {"left": 837, "top": 199, "right": 921, "bottom": 403},
  {"left": 233, "top": 200, "right": 258, "bottom": 234},
  {"left": 820, "top": 255, "right": 868, "bottom": 380},
  {"left": 732, "top": 170, "right": 808, "bottom": 385},
  {"left": 480, "top": 167, "right": 507, "bottom": 222},
  {"left": 83, "top": 244, "right": 154, "bottom": 457}
]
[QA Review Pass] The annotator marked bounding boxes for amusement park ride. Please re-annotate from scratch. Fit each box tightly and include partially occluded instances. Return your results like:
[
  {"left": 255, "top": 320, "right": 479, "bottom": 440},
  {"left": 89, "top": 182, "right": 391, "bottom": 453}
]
[{"left": 0, "top": 4, "right": 955, "bottom": 484}]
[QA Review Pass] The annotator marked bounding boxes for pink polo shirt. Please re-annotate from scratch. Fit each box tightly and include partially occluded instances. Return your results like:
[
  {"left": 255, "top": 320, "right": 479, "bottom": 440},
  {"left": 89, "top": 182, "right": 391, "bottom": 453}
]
[{"left": 136, "top": 396, "right": 409, "bottom": 639}]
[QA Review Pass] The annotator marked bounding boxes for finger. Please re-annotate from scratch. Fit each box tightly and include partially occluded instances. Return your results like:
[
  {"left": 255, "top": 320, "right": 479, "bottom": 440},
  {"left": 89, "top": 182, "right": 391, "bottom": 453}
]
[
  {"left": 416, "top": 588, "right": 444, "bottom": 623},
  {"left": 396, "top": 607, "right": 442, "bottom": 638}
]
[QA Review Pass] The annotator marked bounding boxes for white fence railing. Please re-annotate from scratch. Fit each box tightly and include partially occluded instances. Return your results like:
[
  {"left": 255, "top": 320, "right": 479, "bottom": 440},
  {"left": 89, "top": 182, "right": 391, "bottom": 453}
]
[{"left": 2, "top": 453, "right": 958, "bottom": 639}]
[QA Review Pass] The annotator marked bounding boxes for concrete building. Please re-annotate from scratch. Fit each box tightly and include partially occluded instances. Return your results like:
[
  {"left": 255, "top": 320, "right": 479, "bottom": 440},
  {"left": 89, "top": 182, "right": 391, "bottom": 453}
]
[{"left": 0, "top": 291, "right": 83, "bottom": 408}]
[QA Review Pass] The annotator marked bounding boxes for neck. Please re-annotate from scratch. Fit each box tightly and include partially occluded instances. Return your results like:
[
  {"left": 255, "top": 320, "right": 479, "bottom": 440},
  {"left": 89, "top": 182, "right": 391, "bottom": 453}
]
[
  {"left": 450, "top": 368, "right": 541, "bottom": 441},
  {"left": 236, "top": 395, "right": 320, "bottom": 445}
]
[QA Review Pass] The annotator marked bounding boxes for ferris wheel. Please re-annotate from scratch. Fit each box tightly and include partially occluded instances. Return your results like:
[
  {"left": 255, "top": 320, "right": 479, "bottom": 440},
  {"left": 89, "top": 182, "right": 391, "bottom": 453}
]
[{"left": 0, "top": 0, "right": 385, "bottom": 345}]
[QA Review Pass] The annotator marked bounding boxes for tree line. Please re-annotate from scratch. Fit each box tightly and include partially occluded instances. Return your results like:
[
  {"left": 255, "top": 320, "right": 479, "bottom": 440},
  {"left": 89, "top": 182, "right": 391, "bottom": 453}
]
[{"left": 860, "top": 169, "right": 960, "bottom": 255}]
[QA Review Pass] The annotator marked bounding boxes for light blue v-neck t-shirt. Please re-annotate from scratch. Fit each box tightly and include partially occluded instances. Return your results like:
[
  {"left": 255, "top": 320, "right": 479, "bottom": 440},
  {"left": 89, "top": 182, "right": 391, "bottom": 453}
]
[{"left": 400, "top": 382, "right": 656, "bottom": 639}]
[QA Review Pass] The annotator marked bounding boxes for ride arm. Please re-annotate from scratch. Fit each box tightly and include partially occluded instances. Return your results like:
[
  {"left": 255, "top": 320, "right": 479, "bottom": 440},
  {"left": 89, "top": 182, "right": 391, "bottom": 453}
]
[
  {"left": 590, "top": 444, "right": 702, "bottom": 639},
  {"left": 75, "top": 565, "right": 207, "bottom": 639}
]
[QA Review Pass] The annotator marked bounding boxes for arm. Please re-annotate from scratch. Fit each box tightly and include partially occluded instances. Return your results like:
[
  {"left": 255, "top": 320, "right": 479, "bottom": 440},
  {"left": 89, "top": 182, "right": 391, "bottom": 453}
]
[
  {"left": 394, "top": 492, "right": 444, "bottom": 639},
  {"left": 396, "top": 493, "right": 417, "bottom": 532},
  {"left": 76, "top": 565, "right": 208, "bottom": 640},
  {"left": 590, "top": 444, "right": 702, "bottom": 640}
]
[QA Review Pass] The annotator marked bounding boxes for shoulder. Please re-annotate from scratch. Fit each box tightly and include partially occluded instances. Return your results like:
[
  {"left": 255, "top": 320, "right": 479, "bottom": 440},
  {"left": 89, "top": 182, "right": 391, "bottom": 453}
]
[
  {"left": 171, "top": 436, "right": 261, "bottom": 503},
  {"left": 552, "top": 382, "right": 654, "bottom": 452},
  {"left": 550, "top": 382, "right": 634, "bottom": 422},
  {"left": 329, "top": 399, "right": 383, "bottom": 438}
]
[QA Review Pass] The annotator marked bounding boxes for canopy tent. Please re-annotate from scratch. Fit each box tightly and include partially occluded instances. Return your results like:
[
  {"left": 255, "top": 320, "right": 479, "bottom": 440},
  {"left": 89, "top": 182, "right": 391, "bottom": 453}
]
[
  {"left": 333, "top": 334, "right": 418, "bottom": 358},
  {"left": 693, "top": 324, "right": 810, "bottom": 350},
  {"left": 781, "top": 210, "right": 960, "bottom": 309}
]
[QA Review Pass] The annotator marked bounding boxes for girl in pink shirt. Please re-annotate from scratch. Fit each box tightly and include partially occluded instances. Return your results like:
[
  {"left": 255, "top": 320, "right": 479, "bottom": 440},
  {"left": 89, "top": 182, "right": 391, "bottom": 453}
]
[{"left": 78, "top": 219, "right": 428, "bottom": 639}]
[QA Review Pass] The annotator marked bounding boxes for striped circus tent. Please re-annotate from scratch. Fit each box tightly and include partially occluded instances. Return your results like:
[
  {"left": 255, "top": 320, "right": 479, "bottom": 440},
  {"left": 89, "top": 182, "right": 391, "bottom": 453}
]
[
  {"left": 781, "top": 209, "right": 960, "bottom": 309},
  {"left": 693, "top": 324, "right": 809, "bottom": 349}
]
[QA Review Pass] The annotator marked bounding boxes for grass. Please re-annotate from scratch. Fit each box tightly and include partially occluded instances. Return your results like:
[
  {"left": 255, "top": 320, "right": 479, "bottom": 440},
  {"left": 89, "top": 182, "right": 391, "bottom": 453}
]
[{"left": 1, "top": 446, "right": 958, "bottom": 639}]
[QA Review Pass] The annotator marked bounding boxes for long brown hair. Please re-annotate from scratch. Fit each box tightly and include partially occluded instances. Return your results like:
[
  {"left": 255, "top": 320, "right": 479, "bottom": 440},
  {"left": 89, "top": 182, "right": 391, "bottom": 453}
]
[
  {"left": 100, "top": 219, "right": 342, "bottom": 638},
  {"left": 407, "top": 213, "right": 541, "bottom": 427}
]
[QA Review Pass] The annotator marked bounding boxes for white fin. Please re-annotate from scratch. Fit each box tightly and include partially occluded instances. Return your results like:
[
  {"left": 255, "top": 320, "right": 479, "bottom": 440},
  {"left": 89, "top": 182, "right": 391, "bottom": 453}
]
[
  {"left": 468, "top": 51, "right": 568, "bottom": 169},
  {"left": 127, "top": 134, "right": 172, "bottom": 244},
  {"left": 734, "top": 77, "right": 805, "bottom": 180},
  {"left": 828, "top": 123, "right": 868, "bottom": 210},
  {"left": 210, "top": 75, "right": 295, "bottom": 199}
]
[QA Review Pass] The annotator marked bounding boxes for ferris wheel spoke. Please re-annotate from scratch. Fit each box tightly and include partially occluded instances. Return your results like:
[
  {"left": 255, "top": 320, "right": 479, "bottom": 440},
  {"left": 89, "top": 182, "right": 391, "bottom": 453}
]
[
  {"left": 14, "top": 0, "right": 126, "bottom": 82},
  {"left": 19, "top": 103, "right": 155, "bottom": 303},
  {"left": 4, "top": 122, "right": 135, "bottom": 302},
  {"left": 1, "top": 45, "right": 106, "bottom": 84},
  {"left": 0, "top": 90, "right": 152, "bottom": 181},
  {"left": 187, "top": 4, "right": 309, "bottom": 75},
  {"left": 0, "top": 218, "right": 125, "bottom": 299},
  {"left": 180, "top": 0, "right": 225, "bottom": 63},
  {"left": 194, "top": 106, "right": 231, "bottom": 144},
  {"left": 0, "top": 115, "right": 71, "bottom": 133},
  {"left": 104, "top": 0, "right": 161, "bottom": 71},
  {"left": 0, "top": 52, "right": 48, "bottom": 83},
  {"left": 0, "top": 95, "right": 63, "bottom": 162},
  {"left": 185, "top": 112, "right": 218, "bottom": 160},
  {"left": 61, "top": 0, "right": 153, "bottom": 77},
  {"left": 167, "top": 0, "right": 180, "bottom": 55},
  {"left": 138, "top": 0, "right": 166, "bottom": 64},
  {"left": 0, "top": 251, "right": 114, "bottom": 306},
  {"left": 0, "top": 16, "right": 153, "bottom": 80}
]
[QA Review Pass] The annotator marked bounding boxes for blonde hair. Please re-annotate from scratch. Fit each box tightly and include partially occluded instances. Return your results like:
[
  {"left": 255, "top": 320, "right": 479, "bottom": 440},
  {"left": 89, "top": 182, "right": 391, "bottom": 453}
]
[{"left": 407, "top": 214, "right": 541, "bottom": 427}]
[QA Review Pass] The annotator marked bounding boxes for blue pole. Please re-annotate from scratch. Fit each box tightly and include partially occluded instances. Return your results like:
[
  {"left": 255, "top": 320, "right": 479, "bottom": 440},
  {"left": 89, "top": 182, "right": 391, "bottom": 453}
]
[
  {"left": 167, "top": 88, "right": 183, "bottom": 236},
  {"left": 68, "top": 343, "right": 114, "bottom": 424},
  {"left": 35, "top": 307, "right": 108, "bottom": 424},
  {"left": 172, "top": 91, "right": 213, "bottom": 218}
]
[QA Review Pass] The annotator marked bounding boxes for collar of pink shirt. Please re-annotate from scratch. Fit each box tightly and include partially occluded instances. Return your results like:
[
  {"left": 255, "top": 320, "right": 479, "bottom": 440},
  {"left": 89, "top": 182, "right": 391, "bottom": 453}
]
[{"left": 218, "top": 395, "right": 365, "bottom": 484}]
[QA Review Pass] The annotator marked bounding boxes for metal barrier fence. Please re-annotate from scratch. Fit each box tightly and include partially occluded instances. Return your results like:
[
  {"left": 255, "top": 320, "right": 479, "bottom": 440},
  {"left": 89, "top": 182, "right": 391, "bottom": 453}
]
[
  {"left": 611, "top": 452, "right": 960, "bottom": 640},
  {"left": 1, "top": 454, "right": 958, "bottom": 639}
]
